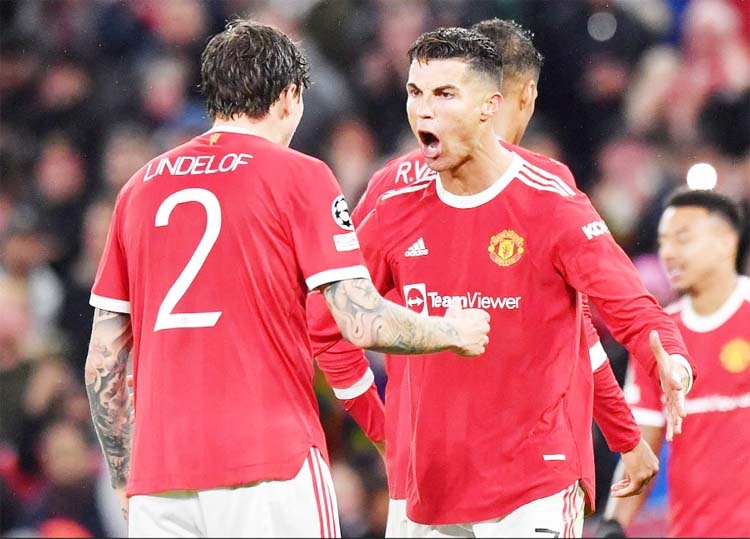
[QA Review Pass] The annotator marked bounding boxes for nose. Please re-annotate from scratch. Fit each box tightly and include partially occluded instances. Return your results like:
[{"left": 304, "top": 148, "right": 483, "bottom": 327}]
[{"left": 415, "top": 95, "right": 434, "bottom": 119}]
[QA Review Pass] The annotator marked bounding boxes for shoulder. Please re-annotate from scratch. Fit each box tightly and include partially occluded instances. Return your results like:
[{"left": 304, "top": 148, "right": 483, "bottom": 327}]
[
  {"left": 501, "top": 140, "right": 578, "bottom": 193},
  {"left": 371, "top": 148, "right": 437, "bottom": 189}
]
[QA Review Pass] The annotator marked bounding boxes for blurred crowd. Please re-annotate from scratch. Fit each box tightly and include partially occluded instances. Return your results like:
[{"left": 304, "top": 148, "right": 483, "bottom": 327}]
[{"left": 1, "top": 0, "right": 748, "bottom": 537}]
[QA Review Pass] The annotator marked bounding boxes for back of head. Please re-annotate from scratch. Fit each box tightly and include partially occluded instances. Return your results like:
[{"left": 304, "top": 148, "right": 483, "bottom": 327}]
[
  {"left": 199, "top": 18, "right": 310, "bottom": 121},
  {"left": 407, "top": 27, "right": 503, "bottom": 88},
  {"left": 470, "top": 19, "right": 543, "bottom": 84}
]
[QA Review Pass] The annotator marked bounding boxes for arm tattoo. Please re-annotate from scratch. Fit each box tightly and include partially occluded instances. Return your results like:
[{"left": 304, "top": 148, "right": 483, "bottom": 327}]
[
  {"left": 322, "top": 278, "right": 458, "bottom": 354},
  {"left": 84, "top": 308, "right": 134, "bottom": 489}
]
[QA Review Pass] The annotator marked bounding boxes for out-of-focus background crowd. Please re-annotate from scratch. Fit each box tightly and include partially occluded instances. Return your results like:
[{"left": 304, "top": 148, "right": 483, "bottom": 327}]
[{"left": 0, "top": 0, "right": 748, "bottom": 537}]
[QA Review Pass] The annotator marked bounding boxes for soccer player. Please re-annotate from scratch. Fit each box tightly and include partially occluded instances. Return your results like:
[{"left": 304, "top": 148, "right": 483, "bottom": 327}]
[
  {"left": 313, "top": 19, "right": 659, "bottom": 537},
  {"left": 83, "top": 19, "right": 491, "bottom": 538},
  {"left": 601, "top": 189, "right": 749, "bottom": 538},
  {"left": 315, "top": 27, "right": 695, "bottom": 537}
]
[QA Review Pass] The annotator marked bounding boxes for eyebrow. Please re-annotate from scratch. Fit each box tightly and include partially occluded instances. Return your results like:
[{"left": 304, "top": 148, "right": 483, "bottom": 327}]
[{"left": 406, "top": 82, "right": 459, "bottom": 93}]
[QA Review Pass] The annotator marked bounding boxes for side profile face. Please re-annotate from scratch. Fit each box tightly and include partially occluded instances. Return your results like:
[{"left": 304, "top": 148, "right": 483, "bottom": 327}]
[
  {"left": 657, "top": 204, "right": 736, "bottom": 294},
  {"left": 406, "top": 58, "right": 500, "bottom": 172}
]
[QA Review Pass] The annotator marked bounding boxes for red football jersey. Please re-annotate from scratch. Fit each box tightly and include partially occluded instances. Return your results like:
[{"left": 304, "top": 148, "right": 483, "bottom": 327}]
[
  {"left": 352, "top": 143, "right": 640, "bottom": 503},
  {"left": 625, "top": 276, "right": 750, "bottom": 538},
  {"left": 90, "top": 126, "right": 370, "bottom": 496},
  {"left": 356, "top": 149, "right": 692, "bottom": 525}
]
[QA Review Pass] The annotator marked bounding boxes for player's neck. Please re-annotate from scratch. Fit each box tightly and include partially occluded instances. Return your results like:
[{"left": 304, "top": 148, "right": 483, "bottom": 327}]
[
  {"left": 689, "top": 268, "right": 739, "bottom": 316},
  {"left": 439, "top": 135, "right": 514, "bottom": 195},
  {"left": 212, "top": 116, "right": 287, "bottom": 146}
]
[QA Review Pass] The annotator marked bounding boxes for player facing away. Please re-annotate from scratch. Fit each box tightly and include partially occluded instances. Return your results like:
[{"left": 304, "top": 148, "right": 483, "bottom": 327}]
[
  {"left": 84, "top": 19, "right": 491, "bottom": 539},
  {"left": 328, "top": 27, "right": 695, "bottom": 538},
  {"left": 601, "top": 189, "right": 750, "bottom": 538},
  {"left": 310, "top": 19, "right": 659, "bottom": 537}
]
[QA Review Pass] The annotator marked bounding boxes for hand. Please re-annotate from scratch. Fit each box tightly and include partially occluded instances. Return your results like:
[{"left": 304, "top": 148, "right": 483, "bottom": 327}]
[
  {"left": 610, "top": 438, "right": 658, "bottom": 497},
  {"left": 444, "top": 300, "right": 490, "bottom": 357},
  {"left": 650, "top": 331, "right": 689, "bottom": 441},
  {"left": 115, "top": 486, "right": 129, "bottom": 522}
]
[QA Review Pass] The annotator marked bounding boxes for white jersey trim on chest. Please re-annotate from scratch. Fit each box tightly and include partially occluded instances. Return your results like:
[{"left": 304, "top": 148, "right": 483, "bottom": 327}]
[
  {"left": 435, "top": 152, "right": 523, "bottom": 208},
  {"left": 680, "top": 275, "right": 750, "bottom": 333}
]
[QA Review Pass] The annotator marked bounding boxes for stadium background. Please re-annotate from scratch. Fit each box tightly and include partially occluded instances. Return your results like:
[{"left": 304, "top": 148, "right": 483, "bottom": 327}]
[{"left": 0, "top": 0, "right": 748, "bottom": 537}]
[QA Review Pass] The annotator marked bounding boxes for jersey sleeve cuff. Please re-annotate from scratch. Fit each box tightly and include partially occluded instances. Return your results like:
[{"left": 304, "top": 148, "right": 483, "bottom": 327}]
[
  {"left": 90, "top": 293, "right": 131, "bottom": 314},
  {"left": 589, "top": 341, "right": 608, "bottom": 371},
  {"left": 631, "top": 407, "right": 666, "bottom": 427},
  {"left": 671, "top": 354, "right": 694, "bottom": 394},
  {"left": 332, "top": 368, "right": 375, "bottom": 400},
  {"left": 306, "top": 265, "right": 371, "bottom": 291}
]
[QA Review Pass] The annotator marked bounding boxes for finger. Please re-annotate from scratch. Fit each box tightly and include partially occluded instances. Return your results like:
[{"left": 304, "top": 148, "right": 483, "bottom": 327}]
[
  {"left": 610, "top": 479, "right": 638, "bottom": 498},
  {"left": 665, "top": 414, "right": 675, "bottom": 442},
  {"left": 649, "top": 330, "right": 666, "bottom": 358}
]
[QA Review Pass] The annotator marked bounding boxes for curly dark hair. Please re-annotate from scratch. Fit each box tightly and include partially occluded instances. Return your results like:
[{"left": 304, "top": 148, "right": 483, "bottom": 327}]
[
  {"left": 200, "top": 18, "right": 310, "bottom": 120},
  {"left": 470, "top": 19, "right": 544, "bottom": 82},
  {"left": 407, "top": 27, "right": 503, "bottom": 88}
]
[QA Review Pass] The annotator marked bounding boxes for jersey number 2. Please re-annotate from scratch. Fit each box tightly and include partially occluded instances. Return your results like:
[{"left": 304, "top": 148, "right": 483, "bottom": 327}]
[{"left": 154, "top": 188, "right": 222, "bottom": 331}]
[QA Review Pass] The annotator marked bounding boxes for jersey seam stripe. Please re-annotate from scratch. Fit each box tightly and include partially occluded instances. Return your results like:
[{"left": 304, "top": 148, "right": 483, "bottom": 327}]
[
  {"left": 332, "top": 368, "right": 374, "bottom": 399},
  {"left": 519, "top": 165, "right": 574, "bottom": 197},
  {"left": 524, "top": 162, "right": 576, "bottom": 196},
  {"left": 380, "top": 182, "right": 431, "bottom": 201},
  {"left": 516, "top": 171, "right": 569, "bottom": 197}
]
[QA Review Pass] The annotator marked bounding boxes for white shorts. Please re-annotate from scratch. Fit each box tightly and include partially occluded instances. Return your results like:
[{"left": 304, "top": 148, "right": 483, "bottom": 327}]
[
  {"left": 406, "top": 482, "right": 585, "bottom": 538},
  {"left": 128, "top": 447, "right": 340, "bottom": 538},
  {"left": 386, "top": 498, "right": 408, "bottom": 538}
]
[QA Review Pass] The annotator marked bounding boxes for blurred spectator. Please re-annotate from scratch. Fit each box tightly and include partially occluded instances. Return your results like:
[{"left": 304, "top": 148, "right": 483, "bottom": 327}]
[{"left": 0, "top": 1, "right": 747, "bottom": 536}]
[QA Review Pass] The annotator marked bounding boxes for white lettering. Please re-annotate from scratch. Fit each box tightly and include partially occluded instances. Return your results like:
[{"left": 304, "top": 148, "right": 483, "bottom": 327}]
[
  {"left": 395, "top": 161, "right": 412, "bottom": 184},
  {"left": 427, "top": 291, "right": 521, "bottom": 310},
  {"left": 582, "top": 220, "right": 610, "bottom": 240},
  {"left": 141, "top": 153, "right": 255, "bottom": 181}
]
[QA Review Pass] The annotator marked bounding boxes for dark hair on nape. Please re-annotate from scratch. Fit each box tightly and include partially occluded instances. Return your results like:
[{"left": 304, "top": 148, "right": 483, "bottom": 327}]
[
  {"left": 407, "top": 27, "right": 503, "bottom": 88},
  {"left": 200, "top": 18, "right": 310, "bottom": 120},
  {"left": 470, "top": 18, "right": 543, "bottom": 81},
  {"left": 665, "top": 187, "right": 745, "bottom": 236}
]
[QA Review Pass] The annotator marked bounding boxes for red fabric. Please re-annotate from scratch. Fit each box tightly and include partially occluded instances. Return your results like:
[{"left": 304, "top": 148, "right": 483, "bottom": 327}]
[
  {"left": 626, "top": 277, "right": 750, "bottom": 538},
  {"left": 92, "top": 127, "right": 369, "bottom": 496},
  {"left": 341, "top": 383, "right": 386, "bottom": 443},
  {"left": 354, "top": 144, "right": 692, "bottom": 525},
  {"left": 593, "top": 362, "right": 640, "bottom": 453}
]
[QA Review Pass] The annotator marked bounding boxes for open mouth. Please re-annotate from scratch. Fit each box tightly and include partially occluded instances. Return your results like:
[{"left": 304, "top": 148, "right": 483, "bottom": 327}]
[{"left": 418, "top": 130, "right": 441, "bottom": 159}]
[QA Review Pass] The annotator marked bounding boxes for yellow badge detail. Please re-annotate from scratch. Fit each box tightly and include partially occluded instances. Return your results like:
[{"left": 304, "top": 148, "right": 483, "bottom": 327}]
[
  {"left": 720, "top": 338, "right": 750, "bottom": 373},
  {"left": 209, "top": 133, "right": 221, "bottom": 146},
  {"left": 488, "top": 230, "right": 525, "bottom": 267}
]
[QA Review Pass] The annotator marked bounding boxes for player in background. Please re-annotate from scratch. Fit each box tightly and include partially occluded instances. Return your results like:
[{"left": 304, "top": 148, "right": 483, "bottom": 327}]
[
  {"left": 600, "top": 189, "right": 750, "bottom": 538},
  {"left": 311, "top": 19, "right": 658, "bottom": 537},
  {"left": 312, "top": 27, "right": 695, "bottom": 537},
  {"left": 84, "top": 19, "right": 491, "bottom": 539}
]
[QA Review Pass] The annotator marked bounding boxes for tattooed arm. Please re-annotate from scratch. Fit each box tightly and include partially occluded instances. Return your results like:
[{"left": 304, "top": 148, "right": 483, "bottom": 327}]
[
  {"left": 84, "top": 308, "right": 134, "bottom": 518},
  {"left": 321, "top": 278, "right": 490, "bottom": 356}
]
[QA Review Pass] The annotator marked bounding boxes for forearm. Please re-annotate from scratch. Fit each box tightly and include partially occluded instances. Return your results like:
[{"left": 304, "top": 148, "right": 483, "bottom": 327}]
[
  {"left": 84, "top": 309, "right": 134, "bottom": 490},
  {"left": 321, "top": 278, "right": 459, "bottom": 354},
  {"left": 593, "top": 362, "right": 641, "bottom": 453}
]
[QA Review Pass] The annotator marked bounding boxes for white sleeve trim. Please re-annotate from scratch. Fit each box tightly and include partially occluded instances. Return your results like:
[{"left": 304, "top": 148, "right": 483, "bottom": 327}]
[
  {"left": 332, "top": 368, "right": 374, "bottom": 400},
  {"left": 589, "top": 341, "right": 608, "bottom": 371},
  {"left": 671, "top": 354, "right": 694, "bottom": 394},
  {"left": 632, "top": 407, "right": 666, "bottom": 427},
  {"left": 90, "top": 293, "right": 131, "bottom": 314},
  {"left": 306, "top": 265, "right": 371, "bottom": 291}
]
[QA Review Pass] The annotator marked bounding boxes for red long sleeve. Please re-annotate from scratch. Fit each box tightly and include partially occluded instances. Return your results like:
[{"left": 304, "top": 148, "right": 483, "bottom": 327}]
[{"left": 593, "top": 361, "right": 641, "bottom": 453}]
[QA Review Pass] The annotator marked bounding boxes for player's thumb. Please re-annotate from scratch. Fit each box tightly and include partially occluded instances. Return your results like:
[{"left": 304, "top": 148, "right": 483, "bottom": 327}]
[
  {"left": 444, "top": 298, "right": 463, "bottom": 318},
  {"left": 649, "top": 330, "right": 667, "bottom": 361}
]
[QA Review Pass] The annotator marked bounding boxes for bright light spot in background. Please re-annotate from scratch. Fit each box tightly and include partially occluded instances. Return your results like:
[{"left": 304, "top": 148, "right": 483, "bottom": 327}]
[
  {"left": 588, "top": 12, "right": 617, "bottom": 42},
  {"left": 686, "top": 162, "right": 718, "bottom": 190}
]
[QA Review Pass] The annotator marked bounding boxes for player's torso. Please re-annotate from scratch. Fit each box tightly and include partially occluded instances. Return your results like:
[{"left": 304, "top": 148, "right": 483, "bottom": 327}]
[
  {"left": 667, "top": 281, "right": 750, "bottom": 535},
  {"left": 375, "top": 156, "right": 588, "bottom": 521}
]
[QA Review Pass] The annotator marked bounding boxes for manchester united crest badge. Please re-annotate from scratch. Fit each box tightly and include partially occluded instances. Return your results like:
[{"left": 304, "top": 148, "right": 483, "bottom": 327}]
[{"left": 488, "top": 230, "right": 525, "bottom": 267}]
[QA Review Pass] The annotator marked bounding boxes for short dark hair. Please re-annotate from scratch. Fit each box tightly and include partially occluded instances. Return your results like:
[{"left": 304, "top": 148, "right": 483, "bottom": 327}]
[
  {"left": 200, "top": 19, "right": 310, "bottom": 120},
  {"left": 664, "top": 188, "right": 744, "bottom": 236},
  {"left": 407, "top": 27, "right": 503, "bottom": 88},
  {"left": 470, "top": 19, "right": 544, "bottom": 82}
]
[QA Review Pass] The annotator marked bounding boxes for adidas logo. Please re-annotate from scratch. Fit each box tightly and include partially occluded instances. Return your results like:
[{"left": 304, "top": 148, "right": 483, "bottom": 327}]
[{"left": 405, "top": 238, "right": 429, "bottom": 257}]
